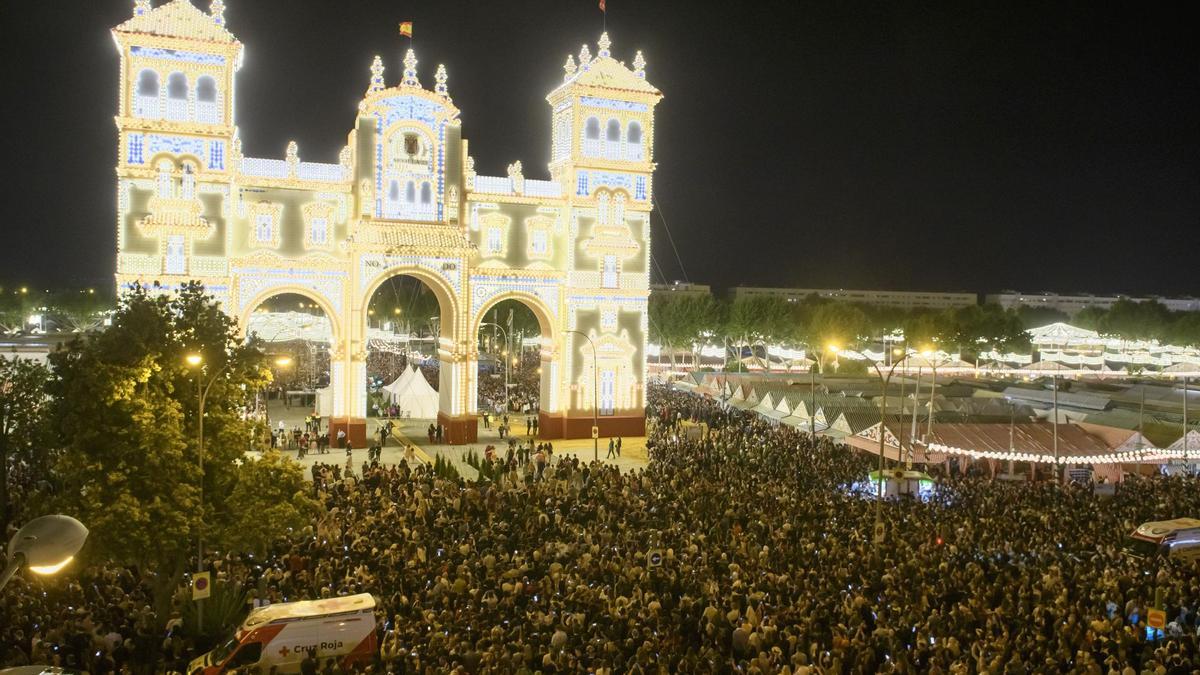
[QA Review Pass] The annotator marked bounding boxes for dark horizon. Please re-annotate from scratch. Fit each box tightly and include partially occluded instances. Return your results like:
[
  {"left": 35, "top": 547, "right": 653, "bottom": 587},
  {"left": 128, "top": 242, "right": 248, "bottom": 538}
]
[{"left": 1, "top": 0, "right": 1196, "bottom": 297}]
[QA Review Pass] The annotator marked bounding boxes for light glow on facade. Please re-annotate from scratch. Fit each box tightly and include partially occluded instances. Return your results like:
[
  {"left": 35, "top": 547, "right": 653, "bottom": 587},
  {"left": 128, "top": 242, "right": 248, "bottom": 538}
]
[{"left": 111, "top": 1, "right": 660, "bottom": 441}]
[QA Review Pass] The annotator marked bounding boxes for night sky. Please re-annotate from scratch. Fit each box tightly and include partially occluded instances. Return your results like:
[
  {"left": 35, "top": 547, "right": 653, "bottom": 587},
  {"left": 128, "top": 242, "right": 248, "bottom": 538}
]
[{"left": 1, "top": 1, "right": 1196, "bottom": 296}]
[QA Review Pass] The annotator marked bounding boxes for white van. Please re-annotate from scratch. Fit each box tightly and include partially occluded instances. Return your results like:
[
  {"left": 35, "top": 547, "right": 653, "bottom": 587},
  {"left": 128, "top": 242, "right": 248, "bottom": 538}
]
[
  {"left": 188, "top": 593, "right": 377, "bottom": 675},
  {"left": 1126, "top": 518, "right": 1200, "bottom": 562}
]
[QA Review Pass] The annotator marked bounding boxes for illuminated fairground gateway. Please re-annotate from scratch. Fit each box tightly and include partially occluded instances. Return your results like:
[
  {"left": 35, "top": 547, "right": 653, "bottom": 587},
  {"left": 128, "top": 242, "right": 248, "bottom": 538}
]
[{"left": 111, "top": 1, "right": 660, "bottom": 443}]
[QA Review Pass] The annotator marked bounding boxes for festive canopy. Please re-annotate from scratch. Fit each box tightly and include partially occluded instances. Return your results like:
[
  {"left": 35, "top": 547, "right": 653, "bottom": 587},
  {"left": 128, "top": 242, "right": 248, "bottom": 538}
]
[{"left": 384, "top": 365, "right": 439, "bottom": 418}]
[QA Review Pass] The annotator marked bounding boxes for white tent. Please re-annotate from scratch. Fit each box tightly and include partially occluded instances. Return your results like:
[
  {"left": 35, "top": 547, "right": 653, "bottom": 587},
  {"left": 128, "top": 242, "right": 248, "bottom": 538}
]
[
  {"left": 387, "top": 365, "right": 440, "bottom": 418},
  {"left": 382, "top": 367, "right": 416, "bottom": 402},
  {"left": 315, "top": 386, "right": 334, "bottom": 416}
]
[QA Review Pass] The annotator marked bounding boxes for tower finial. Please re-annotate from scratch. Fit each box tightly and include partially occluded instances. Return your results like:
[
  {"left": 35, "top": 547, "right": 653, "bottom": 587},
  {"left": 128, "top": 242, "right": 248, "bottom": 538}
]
[
  {"left": 286, "top": 141, "right": 299, "bottom": 176},
  {"left": 402, "top": 49, "right": 419, "bottom": 87},
  {"left": 597, "top": 32, "right": 611, "bottom": 58},
  {"left": 633, "top": 50, "right": 646, "bottom": 78},
  {"left": 434, "top": 64, "right": 449, "bottom": 98},
  {"left": 210, "top": 0, "right": 225, "bottom": 25},
  {"left": 134, "top": 0, "right": 150, "bottom": 17},
  {"left": 368, "top": 55, "right": 385, "bottom": 94},
  {"left": 563, "top": 55, "right": 577, "bottom": 80},
  {"left": 578, "top": 44, "right": 592, "bottom": 69}
]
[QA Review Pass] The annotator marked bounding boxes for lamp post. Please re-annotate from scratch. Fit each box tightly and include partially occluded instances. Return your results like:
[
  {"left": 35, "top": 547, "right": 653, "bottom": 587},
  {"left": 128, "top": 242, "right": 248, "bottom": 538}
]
[
  {"left": 810, "top": 345, "right": 839, "bottom": 437},
  {"left": 871, "top": 352, "right": 913, "bottom": 545},
  {"left": 184, "top": 352, "right": 235, "bottom": 632},
  {"left": 0, "top": 515, "right": 88, "bottom": 591},
  {"left": 262, "top": 355, "right": 293, "bottom": 434},
  {"left": 920, "top": 349, "right": 951, "bottom": 443},
  {"left": 567, "top": 330, "right": 599, "bottom": 463},
  {"left": 480, "top": 322, "right": 511, "bottom": 414}
]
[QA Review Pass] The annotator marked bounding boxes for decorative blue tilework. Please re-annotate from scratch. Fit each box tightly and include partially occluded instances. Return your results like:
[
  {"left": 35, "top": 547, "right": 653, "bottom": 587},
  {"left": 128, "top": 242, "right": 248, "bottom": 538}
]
[
  {"left": 131, "top": 46, "right": 226, "bottom": 66},
  {"left": 127, "top": 134, "right": 145, "bottom": 164},
  {"left": 208, "top": 140, "right": 225, "bottom": 170},
  {"left": 580, "top": 96, "right": 648, "bottom": 113},
  {"left": 147, "top": 134, "right": 206, "bottom": 158}
]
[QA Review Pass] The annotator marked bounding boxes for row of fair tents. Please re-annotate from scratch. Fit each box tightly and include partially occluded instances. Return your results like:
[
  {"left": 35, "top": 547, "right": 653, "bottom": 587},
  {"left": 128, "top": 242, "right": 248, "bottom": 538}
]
[{"left": 676, "top": 373, "right": 1200, "bottom": 461}]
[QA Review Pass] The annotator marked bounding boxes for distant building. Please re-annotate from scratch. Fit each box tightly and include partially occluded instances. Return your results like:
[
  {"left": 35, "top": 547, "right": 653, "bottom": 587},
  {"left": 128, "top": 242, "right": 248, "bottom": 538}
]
[
  {"left": 731, "top": 287, "right": 977, "bottom": 310},
  {"left": 986, "top": 292, "right": 1200, "bottom": 316},
  {"left": 650, "top": 281, "right": 712, "bottom": 298}
]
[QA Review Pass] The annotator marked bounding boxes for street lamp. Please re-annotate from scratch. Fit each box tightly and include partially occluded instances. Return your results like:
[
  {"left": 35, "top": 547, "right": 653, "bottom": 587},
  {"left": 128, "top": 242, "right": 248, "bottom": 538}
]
[
  {"left": 262, "top": 355, "right": 294, "bottom": 431},
  {"left": 919, "top": 348, "right": 952, "bottom": 443},
  {"left": 183, "top": 352, "right": 234, "bottom": 630},
  {"left": 871, "top": 351, "right": 913, "bottom": 546},
  {"left": 0, "top": 515, "right": 88, "bottom": 591},
  {"left": 481, "top": 322, "right": 511, "bottom": 414},
  {"left": 567, "top": 330, "right": 599, "bottom": 463},
  {"left": 810, "top": 345, "right": 838, "bottom": 437}
]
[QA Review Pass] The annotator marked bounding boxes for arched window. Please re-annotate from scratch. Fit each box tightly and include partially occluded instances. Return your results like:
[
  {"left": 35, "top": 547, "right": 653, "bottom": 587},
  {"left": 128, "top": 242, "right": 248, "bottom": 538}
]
[
  {"left": 604, "top": 119, "right": 621, "bottom": 159},
  {"left": 195, "top": 76, "right": 218, "bottom": 123},
  {"left": 583, "top": 117, "right": 601, "bottom": 157},
  {"left": 614, "top": 193, "right": 626, "bottom": 224},
  {"left": 405, "top": 181, "right": 416, "bottom": 203},
  {"left": 180, "top": 163, "right": 196, "bottom": 200},
  {"left": 627, "top": 121, "right": 642, "bottom": 145},
  {"left": 606, "top": 119, "right": 621, "bottom": 142},
  {"left": 156, "top": 159, "right": 174, "bottom": 198},
  {"left": 388, "top": 180, "right": 399, "bottom": 202},
  {"left": 420, "top": 182, "right": 432, "bottom": 204},
  {"left": 166, "top": 73, "right": 188, "bottom": 120},
  {"left": 196, "top": 76, "right": 216, "bottom": 102},
  {"left": 135, "top": 70, "right": 159, "bottom": 118},
  {"left": 626, "top": 121, "right": 643, "bottom": 160}
]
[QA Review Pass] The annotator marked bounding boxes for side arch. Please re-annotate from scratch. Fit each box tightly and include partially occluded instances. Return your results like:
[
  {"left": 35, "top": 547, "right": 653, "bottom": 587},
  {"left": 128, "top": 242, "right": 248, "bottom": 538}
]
[
  {"left": 470, "top": 290, "right": 559, "bottom": 347},
  {"left": 237, "top": 285, "right": 343, "bottom": 344}
]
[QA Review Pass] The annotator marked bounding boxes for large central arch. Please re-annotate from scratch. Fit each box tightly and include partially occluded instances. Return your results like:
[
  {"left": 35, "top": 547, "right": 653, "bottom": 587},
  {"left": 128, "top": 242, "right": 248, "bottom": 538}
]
[{"left": 469, "top": 291, "right": 563, "bottom": 437}]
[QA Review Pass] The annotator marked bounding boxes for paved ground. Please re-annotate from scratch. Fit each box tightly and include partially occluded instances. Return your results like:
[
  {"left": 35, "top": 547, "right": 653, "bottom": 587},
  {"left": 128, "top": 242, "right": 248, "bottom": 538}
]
[{"left": 253, "top": 401, "right": 649, "bottom": 479}]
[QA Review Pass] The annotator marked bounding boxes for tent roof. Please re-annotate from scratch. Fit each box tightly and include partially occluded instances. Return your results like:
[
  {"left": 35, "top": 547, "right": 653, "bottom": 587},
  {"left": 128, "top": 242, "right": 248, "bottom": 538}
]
[{"left": 1028, "top": 322, "right": 1101, "bottom": 343}]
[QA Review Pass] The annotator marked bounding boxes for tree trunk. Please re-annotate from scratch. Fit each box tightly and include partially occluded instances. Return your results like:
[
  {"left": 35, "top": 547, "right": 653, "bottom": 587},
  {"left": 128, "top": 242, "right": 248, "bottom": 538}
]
[
  {"left": 152, "top": 558, "right": 187, "bottom": 631},
  {"left": 0, "top": 427, "right": 8, "bottom": 535}
]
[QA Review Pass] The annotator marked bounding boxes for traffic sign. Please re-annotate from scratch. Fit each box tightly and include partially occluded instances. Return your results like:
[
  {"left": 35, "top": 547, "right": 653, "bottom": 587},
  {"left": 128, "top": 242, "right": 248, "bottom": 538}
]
[
  {"left": 1147, "top": 608, "right": 1166, "bottom": 630},
  {"left": 192, "top": 571, "right": 211, "bottom": 600},
  {"left": 647, "top": 549, "right": 663, "bottom": 567},
  {"left": 591, "top": 425, "right": 599, "bottom": 439}
]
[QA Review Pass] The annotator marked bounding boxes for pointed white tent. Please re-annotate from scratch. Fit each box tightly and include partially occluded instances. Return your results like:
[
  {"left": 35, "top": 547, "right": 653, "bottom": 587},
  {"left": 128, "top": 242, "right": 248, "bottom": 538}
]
[
  {"left": 382, "top": 366, "right": 416, "bottom": 403},
  {"left": 388, "top": 365, "right": 440, "bottom": 418}
]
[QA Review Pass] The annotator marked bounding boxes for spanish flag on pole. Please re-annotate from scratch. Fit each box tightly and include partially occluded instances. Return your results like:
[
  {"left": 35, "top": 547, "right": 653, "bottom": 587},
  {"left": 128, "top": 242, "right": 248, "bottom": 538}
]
[{"left": 399, "top": 21, "right": 413, "bottom": 38}]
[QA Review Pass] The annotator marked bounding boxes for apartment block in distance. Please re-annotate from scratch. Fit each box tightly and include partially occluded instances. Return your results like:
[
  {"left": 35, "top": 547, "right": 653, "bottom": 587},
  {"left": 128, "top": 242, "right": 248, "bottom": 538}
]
[
  {"left": 986, "top": 292, "right": 1200, "bottom": 316},
  {"left": 731, "top": 287, "right": 977, "bottom": 310}
]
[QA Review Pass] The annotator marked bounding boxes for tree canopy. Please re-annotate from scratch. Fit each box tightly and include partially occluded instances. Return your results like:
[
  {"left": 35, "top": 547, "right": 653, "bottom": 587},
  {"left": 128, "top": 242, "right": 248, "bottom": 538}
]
[{"left": 45, "top": 283, "right": 285, "bottom": 613}]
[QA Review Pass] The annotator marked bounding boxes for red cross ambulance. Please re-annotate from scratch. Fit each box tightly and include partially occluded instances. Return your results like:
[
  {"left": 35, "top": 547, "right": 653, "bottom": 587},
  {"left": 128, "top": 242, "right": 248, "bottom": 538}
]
[{"left": 188, "top": 593, "right": 377, "bottom": 675}]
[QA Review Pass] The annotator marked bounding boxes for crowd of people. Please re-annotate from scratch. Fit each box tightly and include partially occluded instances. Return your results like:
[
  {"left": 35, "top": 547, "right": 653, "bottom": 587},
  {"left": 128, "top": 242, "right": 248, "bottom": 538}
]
[{"left": 2, "top": 385, "right": 1199, "bottom": 673}]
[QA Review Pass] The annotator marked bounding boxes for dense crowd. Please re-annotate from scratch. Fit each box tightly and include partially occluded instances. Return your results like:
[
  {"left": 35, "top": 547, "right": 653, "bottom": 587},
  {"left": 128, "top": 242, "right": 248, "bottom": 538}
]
[
  {"left": 477, "top": 353, "right": 541, "bottom": 415},
  {"left": 2, "top": 385, "right": 1199, "bottom": 673}
]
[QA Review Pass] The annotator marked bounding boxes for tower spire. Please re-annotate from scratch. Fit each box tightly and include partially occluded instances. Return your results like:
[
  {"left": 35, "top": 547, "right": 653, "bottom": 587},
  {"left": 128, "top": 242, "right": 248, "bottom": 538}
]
[
  {"left": 368, "top": 55, "right": 385, "bottom": 94},
  {"left": 402, "top": 49, "right": 419, "bottom": 87},
  {"left": 633, "top": 50, "right": 646, "bottom": 79},
  {"left": 435, "top": 64, "right": 449, "bottom": 98},
  {"left": 563, "top": 55, "right": 577, "bottom": 80},
  {"left": 597, "top": 32, "right": 611, "bottom": 58},
  {"left": 578, "top": 44, "right": 592, "bottom": 69},
  {"left": 134, "top": 0, "right": 150, "bottom": 17},
  {"left": 210, "top": 0, "right": 225, "bottom": 25}
]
